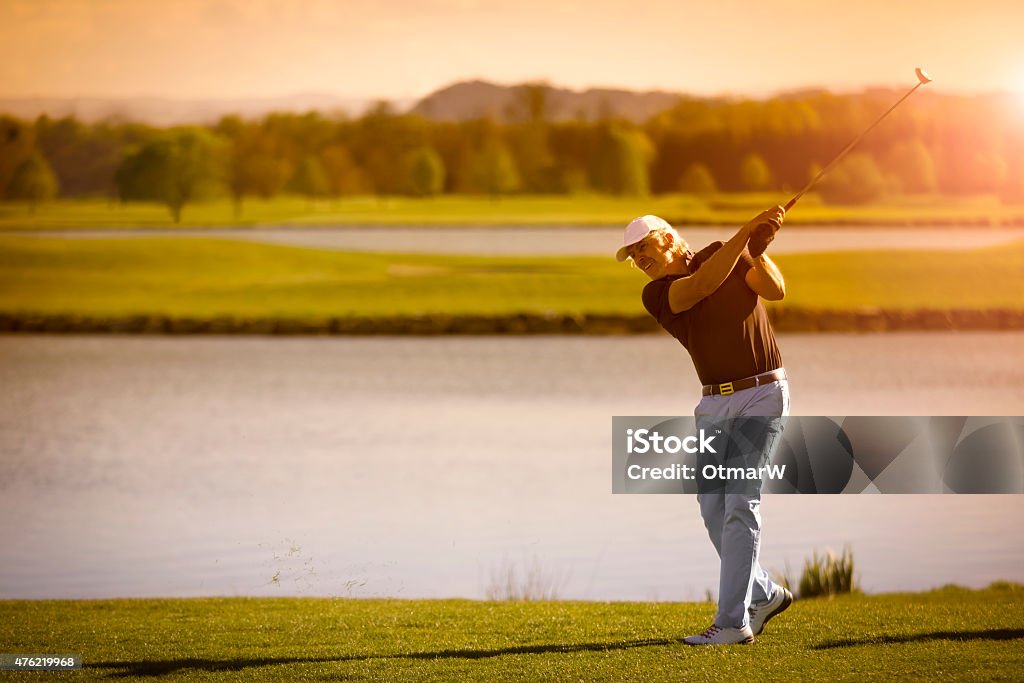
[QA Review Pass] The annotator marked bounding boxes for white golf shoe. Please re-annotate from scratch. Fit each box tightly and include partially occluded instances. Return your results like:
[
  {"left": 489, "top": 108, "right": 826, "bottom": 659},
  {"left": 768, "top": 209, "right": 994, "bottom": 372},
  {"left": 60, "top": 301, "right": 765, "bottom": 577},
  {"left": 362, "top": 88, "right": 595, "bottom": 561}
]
[
  {"left": 748, "top": 587, "right": 794, "bottom": 636},
  {"left": 683, "top": 623, "right": 755, "bottom": 646}
]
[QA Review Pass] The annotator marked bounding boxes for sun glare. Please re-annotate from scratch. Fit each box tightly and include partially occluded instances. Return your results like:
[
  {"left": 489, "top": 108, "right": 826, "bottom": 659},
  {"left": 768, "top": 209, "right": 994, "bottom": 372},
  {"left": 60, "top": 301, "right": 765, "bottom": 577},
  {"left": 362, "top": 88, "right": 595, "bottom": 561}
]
[{"left": 1014, "top": 67, "right": 1024, "bottom": 112}]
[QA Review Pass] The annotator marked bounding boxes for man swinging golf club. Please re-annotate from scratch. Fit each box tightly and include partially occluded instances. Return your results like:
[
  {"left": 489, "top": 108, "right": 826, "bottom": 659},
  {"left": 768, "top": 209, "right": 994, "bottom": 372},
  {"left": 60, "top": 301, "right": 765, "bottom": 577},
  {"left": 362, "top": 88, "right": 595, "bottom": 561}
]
[{"left": 616, "top": 208, "right": 794, "bottom": 645}]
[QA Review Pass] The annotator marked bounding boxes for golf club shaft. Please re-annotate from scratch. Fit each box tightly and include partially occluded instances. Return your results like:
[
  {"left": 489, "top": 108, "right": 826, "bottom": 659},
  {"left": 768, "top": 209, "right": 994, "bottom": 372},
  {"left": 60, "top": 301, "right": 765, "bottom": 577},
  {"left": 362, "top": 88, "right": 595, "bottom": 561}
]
[
  {"left": 754, "top": 73, "right": 930, "bottom": 235},
  {"left": 786, "top": 80, "right": 926, "bottom": 209}
]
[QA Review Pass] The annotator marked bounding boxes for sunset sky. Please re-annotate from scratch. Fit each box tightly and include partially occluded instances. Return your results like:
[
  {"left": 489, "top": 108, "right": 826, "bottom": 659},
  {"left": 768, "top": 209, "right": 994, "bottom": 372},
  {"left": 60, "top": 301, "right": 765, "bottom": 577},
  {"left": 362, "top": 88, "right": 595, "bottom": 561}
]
[{"left": 2, "top": 0, "right": 1023, "bottom": 101}]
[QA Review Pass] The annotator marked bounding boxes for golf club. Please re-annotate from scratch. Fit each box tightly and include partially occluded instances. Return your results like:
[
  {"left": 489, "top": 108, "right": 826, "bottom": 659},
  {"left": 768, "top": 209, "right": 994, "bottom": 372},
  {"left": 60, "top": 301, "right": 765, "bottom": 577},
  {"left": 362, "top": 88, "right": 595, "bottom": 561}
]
[{"left": 756, "top": 67, "right": 932, "bottom": 234}]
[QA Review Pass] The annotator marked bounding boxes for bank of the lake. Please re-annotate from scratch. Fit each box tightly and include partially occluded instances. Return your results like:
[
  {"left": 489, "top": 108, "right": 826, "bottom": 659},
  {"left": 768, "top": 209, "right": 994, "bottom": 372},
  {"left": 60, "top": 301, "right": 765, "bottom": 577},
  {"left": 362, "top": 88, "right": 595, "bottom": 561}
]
[
  {"left": 2, "top": 308, "right": 1023, "bottom": 335},
  {"left": 1, "top": 235, "right": 1022, "bottom": 333},
  {"left": 4, "top": 194, "right": 1024, "bottom": 230}
]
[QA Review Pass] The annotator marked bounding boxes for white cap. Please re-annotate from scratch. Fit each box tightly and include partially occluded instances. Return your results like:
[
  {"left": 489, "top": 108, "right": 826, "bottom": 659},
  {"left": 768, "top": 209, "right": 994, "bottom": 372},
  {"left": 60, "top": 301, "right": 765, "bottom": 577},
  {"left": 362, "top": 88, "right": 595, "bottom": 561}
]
[{"left": 615, "top": 215, "right": 672, "bottom": 262}]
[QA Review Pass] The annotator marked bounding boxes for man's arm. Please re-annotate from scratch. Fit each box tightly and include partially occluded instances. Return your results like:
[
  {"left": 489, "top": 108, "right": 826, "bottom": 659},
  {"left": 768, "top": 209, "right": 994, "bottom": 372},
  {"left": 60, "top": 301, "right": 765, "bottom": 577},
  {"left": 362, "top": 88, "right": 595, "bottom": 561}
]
[
  {"left": 745, "top": 254, "right": 786, "bottom": 300},
  {"left": 667, "top": 206, "right": 785, "bottom": 313}
]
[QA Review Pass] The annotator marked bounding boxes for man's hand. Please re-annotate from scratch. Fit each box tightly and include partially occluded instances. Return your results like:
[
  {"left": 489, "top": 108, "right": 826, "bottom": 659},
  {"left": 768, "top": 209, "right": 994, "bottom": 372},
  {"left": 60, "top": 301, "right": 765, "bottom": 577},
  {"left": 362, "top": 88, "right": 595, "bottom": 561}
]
[
  {"left": 748, "top": 223, "right": 777, "bottom": 258},
  {"left": 746, "top": 206, "right": 785, "bottom": 258}
]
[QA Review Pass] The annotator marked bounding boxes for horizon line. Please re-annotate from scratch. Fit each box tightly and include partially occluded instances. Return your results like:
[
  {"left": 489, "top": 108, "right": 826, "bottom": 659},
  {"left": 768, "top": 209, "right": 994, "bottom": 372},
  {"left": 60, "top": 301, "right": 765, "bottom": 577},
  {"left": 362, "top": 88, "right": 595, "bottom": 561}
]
[{"left": 0, "top": 77, "right": 1011, "bottom": 104}]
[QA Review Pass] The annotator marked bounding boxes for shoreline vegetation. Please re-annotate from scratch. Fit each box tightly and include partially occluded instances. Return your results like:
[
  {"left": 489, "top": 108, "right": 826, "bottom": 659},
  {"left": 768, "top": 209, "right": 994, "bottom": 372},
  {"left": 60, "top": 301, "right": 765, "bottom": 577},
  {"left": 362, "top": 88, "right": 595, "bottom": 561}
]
[
  {"left": 3, "top": 194, "right": 1024, "bottom": 229},
  {"left": 3, "top": 309, "right": 1023, "bottom": 335},
  {"left": 2, "top": 234, "right": 1023, "bottom": 335},
  {"left": 5, "top": 87, "right": 1023, "bottom": 237}
]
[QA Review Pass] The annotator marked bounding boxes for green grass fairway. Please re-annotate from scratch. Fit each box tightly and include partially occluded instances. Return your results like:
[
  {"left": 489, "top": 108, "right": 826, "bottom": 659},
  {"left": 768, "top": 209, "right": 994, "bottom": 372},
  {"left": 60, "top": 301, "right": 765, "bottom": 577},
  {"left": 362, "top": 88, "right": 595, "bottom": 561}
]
[
  {"left": 1, "top": 585, "right": 1022, "bottom": 681},
  {"left": 2, "top": 193, "right": 1024, "bottom": 229},
  {"left": 0, "top": 235, "right": 1022, "bottom": 319}
]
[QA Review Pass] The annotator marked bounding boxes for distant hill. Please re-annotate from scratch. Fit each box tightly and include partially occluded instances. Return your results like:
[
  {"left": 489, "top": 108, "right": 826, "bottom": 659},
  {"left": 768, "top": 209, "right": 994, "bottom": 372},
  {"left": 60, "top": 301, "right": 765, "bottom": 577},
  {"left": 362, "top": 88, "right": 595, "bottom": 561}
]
[
  {"left": 411, "top": 80, "right": 685, "bottom": 123},
  {"left": 6, "top": 81, "right": 979, "bottom": 127},
  {"left": 0, "top": 82, "right": 686, "bottom": 125}
]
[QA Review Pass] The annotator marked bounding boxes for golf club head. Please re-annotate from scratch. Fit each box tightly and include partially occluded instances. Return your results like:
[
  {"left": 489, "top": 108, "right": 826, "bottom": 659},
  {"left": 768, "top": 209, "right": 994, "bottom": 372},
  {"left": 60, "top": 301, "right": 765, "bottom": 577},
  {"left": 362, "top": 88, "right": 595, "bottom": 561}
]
[{"left": 915, "top": 67, "right": 932, "bottom": 84}]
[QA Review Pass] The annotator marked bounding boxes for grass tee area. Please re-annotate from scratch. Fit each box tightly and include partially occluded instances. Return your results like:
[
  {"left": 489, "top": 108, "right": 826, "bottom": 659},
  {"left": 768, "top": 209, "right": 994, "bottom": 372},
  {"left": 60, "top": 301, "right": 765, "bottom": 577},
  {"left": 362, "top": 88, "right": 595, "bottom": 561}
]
[
  {"left": 0, "top": 234, "right": 1022, "bottom": 320},
  {"left": 2, "top": 585, "right": 1022, "bottom": 681}
]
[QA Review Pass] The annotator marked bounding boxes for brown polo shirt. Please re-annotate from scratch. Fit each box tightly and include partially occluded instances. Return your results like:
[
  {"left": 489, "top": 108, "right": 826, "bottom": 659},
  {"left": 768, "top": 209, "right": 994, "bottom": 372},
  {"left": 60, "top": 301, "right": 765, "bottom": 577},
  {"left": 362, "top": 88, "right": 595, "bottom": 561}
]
[{"left": 641, "top": 242, "right": 783, "bottom": 386}]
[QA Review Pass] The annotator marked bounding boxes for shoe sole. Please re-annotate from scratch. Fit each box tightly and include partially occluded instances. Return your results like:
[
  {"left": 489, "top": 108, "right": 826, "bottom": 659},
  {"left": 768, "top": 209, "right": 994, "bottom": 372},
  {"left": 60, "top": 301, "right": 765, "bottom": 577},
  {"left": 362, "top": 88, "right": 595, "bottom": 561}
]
[
  {"left": 683, "top": 635, "right": 756, "bottom": 646},
  {"left": 753, "top": 590, "right": 794, "bottom": 636}
]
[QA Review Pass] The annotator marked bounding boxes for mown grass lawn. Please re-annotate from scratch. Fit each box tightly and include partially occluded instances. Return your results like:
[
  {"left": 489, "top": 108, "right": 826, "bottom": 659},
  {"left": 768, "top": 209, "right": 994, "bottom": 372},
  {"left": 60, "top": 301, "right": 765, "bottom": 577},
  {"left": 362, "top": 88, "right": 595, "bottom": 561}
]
[
  {"left": 0, "top": 235, "right": 1022, "bottom": 318},
  {"left": 1, "top": 585, "right": 1022, "bottom": 681},
  {"left": 2, "top": 193, "right": 1024, "bottom": 229}
]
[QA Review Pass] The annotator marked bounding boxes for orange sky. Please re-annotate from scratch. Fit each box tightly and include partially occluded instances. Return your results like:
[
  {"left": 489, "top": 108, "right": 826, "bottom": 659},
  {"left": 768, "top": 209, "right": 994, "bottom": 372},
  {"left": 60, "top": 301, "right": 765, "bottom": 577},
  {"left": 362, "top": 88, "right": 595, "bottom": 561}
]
[{"left": 1, "top": 0, "right": 1023, "bottom": 100}]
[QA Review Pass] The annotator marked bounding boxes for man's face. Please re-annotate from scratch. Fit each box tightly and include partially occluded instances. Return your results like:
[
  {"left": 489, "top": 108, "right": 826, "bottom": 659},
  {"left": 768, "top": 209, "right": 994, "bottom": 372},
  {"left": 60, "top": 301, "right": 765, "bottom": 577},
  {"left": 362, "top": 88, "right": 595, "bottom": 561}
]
[{"left": 626, "top": 231, "right": 675, "bottom": 280}]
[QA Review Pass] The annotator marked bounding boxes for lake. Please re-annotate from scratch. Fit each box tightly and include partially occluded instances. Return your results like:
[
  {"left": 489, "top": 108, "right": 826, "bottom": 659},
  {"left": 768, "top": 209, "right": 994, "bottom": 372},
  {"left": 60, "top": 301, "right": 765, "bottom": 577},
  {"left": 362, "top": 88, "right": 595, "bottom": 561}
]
[
  {"left": 9, "top": 225, "right": 1024, "bottom": 256},
  {"left": 2, "top": 333, "right": 1023, "bottom": 601}
]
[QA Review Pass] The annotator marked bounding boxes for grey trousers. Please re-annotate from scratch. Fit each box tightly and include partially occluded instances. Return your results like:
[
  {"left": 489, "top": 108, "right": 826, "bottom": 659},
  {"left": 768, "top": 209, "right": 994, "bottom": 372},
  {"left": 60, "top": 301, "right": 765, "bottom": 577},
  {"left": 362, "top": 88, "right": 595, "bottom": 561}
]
[{"left": 694, "top": 378, "right": 790, "bottom": 629}]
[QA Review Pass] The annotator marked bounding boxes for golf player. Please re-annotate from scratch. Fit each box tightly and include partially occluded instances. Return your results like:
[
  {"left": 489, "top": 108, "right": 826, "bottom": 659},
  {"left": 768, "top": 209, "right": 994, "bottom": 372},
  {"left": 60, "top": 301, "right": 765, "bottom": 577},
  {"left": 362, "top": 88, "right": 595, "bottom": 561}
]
[{"left": 616, "top": 208, "right": 794, "bottom": 645}]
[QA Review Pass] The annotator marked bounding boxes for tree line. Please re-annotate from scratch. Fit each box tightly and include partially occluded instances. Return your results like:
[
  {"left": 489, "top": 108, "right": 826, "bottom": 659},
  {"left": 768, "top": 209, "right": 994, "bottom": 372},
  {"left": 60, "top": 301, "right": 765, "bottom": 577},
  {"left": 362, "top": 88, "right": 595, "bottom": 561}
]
[{"left": 2, "top": 88, "right": 1022, "bottom": 220}]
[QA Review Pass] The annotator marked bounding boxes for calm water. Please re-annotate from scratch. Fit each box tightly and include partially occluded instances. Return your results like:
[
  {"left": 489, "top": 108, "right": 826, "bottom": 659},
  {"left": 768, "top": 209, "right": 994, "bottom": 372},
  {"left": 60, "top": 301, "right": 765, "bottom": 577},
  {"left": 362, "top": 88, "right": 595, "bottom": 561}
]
[
  {"left": 2, "top": 333, "right": 1023, "bottom": 600},
  {"left": 9, "top": 225, "right": 1024, "bottom": 256}
]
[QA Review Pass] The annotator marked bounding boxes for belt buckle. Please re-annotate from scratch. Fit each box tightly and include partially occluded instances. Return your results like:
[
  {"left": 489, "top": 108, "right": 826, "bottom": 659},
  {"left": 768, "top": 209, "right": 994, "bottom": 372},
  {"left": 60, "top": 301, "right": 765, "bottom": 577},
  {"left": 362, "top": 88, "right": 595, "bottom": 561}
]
[{"left": 719, "top": 381, "right": 734, "bottom": 396}]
